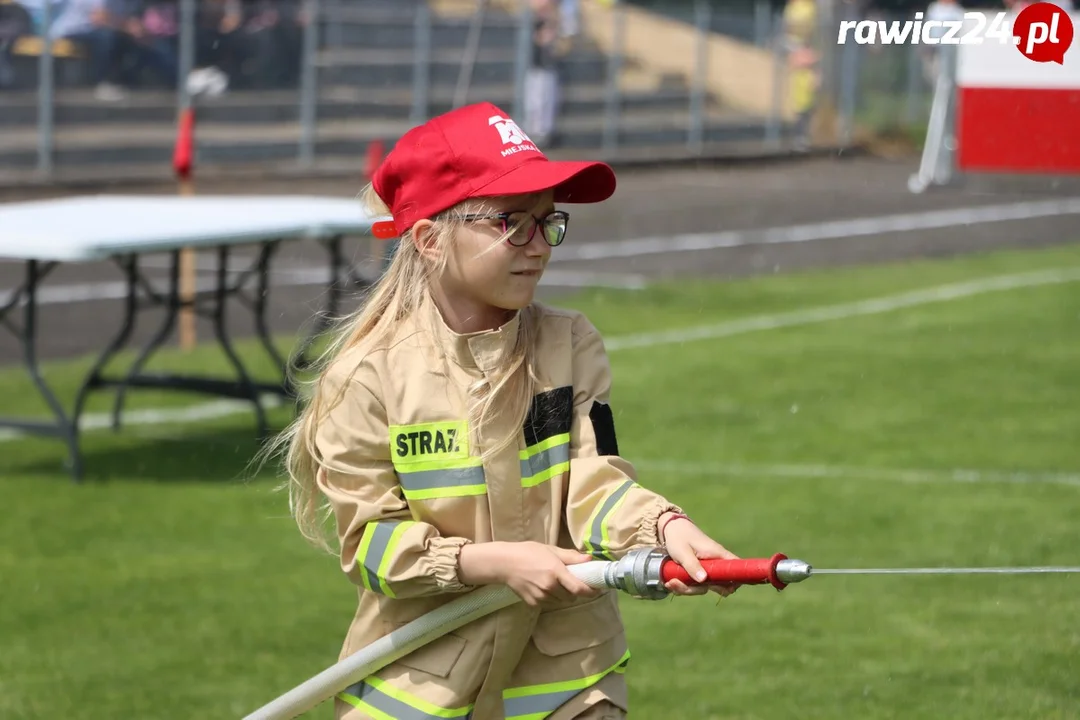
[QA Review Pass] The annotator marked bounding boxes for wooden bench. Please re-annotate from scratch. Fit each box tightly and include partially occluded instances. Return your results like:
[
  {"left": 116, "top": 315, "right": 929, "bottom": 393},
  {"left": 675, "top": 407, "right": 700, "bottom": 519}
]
[{"left": 11, "top": 35, "right": 85, "bottom": 59}]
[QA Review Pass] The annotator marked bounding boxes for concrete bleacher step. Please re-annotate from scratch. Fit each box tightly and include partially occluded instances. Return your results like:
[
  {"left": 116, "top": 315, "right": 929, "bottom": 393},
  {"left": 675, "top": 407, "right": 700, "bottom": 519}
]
[
  {"left": 0, "top": 81, "right": 696, "bottom": 127},
  {"left": 0, "top": 109, "right": 777, "bottom": 170},
  {"left": 315, "top": 47, "right": 611, "bottom": 87},
  {"left": 321, "top": 9, "right": 521, "bottom": 49}
]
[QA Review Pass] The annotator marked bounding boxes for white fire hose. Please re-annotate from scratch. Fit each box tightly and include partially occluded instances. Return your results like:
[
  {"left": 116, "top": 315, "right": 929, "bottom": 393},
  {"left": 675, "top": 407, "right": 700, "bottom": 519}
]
[{"left": 242, "top": 549, "right": 809, "bottom": 720}]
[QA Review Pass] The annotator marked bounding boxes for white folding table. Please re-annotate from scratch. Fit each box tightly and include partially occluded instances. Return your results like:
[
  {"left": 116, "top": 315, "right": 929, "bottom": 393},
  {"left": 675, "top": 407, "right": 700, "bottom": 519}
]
[{"left": 0, "top": 195, "right": 376, "bottom": 481}]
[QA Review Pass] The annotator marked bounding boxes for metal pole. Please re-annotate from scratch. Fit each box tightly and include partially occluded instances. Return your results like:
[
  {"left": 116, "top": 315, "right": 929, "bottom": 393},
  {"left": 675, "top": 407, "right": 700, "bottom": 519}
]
[
  {"left": 177, "top": 0, "right": 196, "bottom": 112},
  {"left": 837, "top": 30, "right": 858, "bottom": 147},
  {"left": 765, "top": 12, "right": 782, "bottom": 146},
  {"left": 753, "top": 0, "right": 769, "bottom": 46},
  {"left": 512, "top": 0, "right": 533, "bottom": 120},
  {"left": 601, "top": 1, "right": 625, "bottom": 153},
  {"left": 905, "top": 43, "right": 921, "bottom": 127},
  {"left": 688, "top": 0, "right": 710, "bottom": 151},
  {"left": 298, "top": 0, "right": 321, "bottom": 166},
  {"left": 36, "top": 0, "right": 53, "bottom": 177},
  {"left": 454, "top": 0, "right": 488, "bottom": 109},
  {"left": 411, "top": 1, "right": 432, "bottom": 124}
]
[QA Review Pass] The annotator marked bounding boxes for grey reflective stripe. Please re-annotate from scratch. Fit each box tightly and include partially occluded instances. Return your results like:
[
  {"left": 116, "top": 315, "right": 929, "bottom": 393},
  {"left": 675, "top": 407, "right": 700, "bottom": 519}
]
[
  {"left": 587, "top": 479, "right": 634, "bottom": 559},
  {"left": 503, "top": 687, "right": 579, "bottom": 719},
  {"left": 520, "top": 442, "right": 570, "bottom": 479},
  {"left": 398, "top": 465, "right": 485, "bottom": 493},
  {"left": 361, "top": 522, "right": 398, "bottom": 589},
  {"left": 341, "top": 682, "right": 473, "bottom": 720}
]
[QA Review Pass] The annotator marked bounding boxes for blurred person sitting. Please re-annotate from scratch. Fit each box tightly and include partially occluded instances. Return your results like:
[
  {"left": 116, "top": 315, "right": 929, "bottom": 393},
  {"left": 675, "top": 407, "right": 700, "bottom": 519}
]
[
  {"left": 46, "top": 0, "right": 178, "bottom": 99},
  {"left": 232, "top": 0, "right": 303, "bottom": 90},
  {"left": 185, "top": 0, "right": 241, "bottom": 97},
  {"left": 0, "top": 0, "right": 34, "bottom": 88},
  {"left": 524, "top": 0, "right": 561, "bottom": 148}
]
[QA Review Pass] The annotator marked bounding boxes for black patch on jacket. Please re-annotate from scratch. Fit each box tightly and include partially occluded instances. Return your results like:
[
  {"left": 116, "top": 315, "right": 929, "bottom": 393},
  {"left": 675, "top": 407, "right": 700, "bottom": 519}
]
[
  {"left": 524, "top": 386, "right": 573, "bottom": 447},
  {"left": 589, "top": 401, "right": 619, "bottom": 456}
]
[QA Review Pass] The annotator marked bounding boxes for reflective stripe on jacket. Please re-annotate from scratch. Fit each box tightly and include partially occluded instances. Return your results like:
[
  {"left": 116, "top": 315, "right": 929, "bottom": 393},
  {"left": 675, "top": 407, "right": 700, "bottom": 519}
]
[{"left": 314, "top": 298, "right": 682, "bottom": 719}]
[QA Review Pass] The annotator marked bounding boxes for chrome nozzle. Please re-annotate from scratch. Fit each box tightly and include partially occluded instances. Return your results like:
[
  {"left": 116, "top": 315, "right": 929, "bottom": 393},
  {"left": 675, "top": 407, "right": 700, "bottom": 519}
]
[{"left": 775, "top": 559, "right": 813, "bottom": 584}]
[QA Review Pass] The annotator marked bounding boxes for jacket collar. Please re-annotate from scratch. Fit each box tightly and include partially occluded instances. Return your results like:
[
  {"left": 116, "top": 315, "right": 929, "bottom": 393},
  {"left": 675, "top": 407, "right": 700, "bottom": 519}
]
[{"left": 423, "top": 293, "right": 520, "bottom": 374}]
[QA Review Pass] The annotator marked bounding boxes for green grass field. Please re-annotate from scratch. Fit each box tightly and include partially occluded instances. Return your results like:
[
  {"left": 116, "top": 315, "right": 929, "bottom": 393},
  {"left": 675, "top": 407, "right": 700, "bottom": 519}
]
[{"left": 3, "top": 243, "right": 1079, "bottom": 719}]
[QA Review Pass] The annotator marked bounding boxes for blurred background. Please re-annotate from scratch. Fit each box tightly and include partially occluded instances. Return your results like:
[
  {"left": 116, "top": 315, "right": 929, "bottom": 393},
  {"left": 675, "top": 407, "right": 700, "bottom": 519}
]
[
  {"left": 0, "top": 0, "right": 954, "bottom": 180},
  {"left": 3, "top": 1, "right": 1080, "bottom": 719}
]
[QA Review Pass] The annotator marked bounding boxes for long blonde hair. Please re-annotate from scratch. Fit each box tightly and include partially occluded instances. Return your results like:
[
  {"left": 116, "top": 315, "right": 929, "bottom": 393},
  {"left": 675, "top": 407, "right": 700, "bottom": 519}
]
[{"left": 258, "top": 184, "right": 543, "bottom": 551}]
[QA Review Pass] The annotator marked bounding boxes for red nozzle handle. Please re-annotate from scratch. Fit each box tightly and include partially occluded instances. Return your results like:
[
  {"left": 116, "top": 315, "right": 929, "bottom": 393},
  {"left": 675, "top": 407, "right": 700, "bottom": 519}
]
[{"left": 660, "top": 553, "right": 789, "bottom": 591}]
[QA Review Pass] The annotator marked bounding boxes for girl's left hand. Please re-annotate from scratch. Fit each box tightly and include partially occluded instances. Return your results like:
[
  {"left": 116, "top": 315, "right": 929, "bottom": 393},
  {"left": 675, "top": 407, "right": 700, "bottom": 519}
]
[{"left": 659, "top": 514, "right": 741, "bottom": 598}]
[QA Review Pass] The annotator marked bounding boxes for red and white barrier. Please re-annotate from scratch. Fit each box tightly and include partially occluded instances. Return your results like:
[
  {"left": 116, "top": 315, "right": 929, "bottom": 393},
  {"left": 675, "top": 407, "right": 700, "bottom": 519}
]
[
  {"left": 910, "top": 9, "right": 1080, "bottom": 192},
  {"left": 956, "top": 12, "right": 1080, "bottom": 174}
]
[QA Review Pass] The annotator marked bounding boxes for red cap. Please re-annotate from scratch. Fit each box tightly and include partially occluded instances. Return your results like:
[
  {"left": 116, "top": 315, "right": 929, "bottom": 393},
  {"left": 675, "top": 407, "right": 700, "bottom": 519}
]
[{"left": 369, "top": 102, "right": 616, "bottom": 240}]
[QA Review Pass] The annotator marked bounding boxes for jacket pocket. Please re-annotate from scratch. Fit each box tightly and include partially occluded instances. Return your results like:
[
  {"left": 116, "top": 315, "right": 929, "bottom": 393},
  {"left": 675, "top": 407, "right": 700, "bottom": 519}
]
[
  {"left": 386, "top": 623, "right": 468, "bottom": 678},
  {"left": 531, "top": 591, "right": 624, "bottom": 656}
]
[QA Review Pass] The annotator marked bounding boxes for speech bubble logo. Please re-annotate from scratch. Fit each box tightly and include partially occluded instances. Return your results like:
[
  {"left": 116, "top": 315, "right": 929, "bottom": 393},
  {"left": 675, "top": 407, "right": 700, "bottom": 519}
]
[{"left": 1014, "top": 2, "right": 1074, "bottom": 64}]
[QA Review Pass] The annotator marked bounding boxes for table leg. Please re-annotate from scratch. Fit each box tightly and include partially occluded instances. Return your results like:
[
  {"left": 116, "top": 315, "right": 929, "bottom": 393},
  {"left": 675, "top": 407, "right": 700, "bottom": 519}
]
[
  {"left": 0, "top": 260, "right": 85, "bottom": 481},
  {"left": 212, "top": 245, "right": 269, "bottom": 438},
  {"left": 290, "top": 234, "right": 345, "bottom": 375},
  {"left": 252, "top": 241, "right": 290, "bottom": 390},
  {"left": 111, "top": 249, "right": 181, "bottom": 430},
  {"left": 71, "top": 255, "right": 138, "bottom": 433}
]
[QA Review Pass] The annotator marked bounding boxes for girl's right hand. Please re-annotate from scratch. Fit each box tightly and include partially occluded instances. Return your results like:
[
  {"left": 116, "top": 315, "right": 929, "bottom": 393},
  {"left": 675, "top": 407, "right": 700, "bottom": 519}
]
[{"left": 459, "top": 541, "right": 599, "bottom": 607}]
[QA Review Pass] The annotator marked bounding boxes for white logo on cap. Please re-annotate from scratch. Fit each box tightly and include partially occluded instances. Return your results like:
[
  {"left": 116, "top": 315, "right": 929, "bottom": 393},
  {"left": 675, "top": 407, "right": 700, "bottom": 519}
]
[{"left": 488, "top": 115, "right": 539, "bottom": 158}]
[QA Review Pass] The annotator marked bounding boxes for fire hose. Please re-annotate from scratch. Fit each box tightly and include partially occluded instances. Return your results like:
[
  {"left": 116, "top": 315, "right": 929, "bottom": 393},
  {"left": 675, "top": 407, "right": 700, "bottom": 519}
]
[{"left": 243, "top": 549, "right": 1080, "bottom": 720}]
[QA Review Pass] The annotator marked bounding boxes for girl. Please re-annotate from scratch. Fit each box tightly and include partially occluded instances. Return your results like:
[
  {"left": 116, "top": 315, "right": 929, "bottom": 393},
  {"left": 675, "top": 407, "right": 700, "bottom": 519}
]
[{"left": 268, "top": 102, "right": 740, "bottom": 720}]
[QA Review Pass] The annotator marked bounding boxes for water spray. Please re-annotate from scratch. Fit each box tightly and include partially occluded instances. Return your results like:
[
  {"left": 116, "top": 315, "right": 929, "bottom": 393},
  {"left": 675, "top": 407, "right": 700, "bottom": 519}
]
[{"left": 244, "top": 549, "right": 1079, "bottom": 720}]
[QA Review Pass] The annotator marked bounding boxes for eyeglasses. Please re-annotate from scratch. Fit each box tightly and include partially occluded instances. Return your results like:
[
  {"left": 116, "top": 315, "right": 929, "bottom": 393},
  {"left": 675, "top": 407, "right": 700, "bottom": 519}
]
[{"left": 460, "top": 210, "right": 570, "bottom": 247}]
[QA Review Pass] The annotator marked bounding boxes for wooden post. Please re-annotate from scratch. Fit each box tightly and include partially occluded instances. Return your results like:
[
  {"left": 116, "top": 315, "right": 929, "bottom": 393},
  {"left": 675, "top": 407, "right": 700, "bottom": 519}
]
[{"left": 173, "top": 107, "right": 197, "bottom": 352}]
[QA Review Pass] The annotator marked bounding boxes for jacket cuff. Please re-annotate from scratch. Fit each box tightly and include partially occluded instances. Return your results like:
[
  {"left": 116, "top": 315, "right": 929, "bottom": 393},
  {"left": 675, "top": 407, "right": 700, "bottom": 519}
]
[
  {"left": 424, "top": 536, "right": 475, "bottom": 593},
  {"left": 640, "top": 499, "right": 685, "bottom": 548}
]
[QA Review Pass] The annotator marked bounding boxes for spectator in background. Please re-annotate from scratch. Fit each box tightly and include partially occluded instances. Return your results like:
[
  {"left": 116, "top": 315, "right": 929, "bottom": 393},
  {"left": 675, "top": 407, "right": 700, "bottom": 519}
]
[
  {"left": 782, "top": 0, "right": 819, "bottom": 150},
  {"left": 0, "top": 0, "right": 33, "bottom": 88},
  {"left": 524, "top": 0, "right": 560, "bottom": 148},
  {"left": 48, "top": 0, "right": 178, "bottom": 100}
]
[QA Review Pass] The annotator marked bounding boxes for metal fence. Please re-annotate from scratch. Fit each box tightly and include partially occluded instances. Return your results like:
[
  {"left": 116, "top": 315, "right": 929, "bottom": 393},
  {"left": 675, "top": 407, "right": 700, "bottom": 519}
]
[{"left": 0, "top": 0, "right": 934, "bottom": 184}]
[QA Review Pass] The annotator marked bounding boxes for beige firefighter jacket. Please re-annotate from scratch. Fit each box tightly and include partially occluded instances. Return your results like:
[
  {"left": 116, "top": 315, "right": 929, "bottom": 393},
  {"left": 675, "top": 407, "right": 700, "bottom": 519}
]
[{"left": 313, "top": 295, "right": 684, "bottom": 720}]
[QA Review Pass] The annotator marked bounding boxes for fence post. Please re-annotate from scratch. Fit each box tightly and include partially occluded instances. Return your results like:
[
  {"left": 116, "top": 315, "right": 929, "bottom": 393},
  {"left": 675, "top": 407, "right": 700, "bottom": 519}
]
[
  {"left": 298, "top": 0, "right": 321, "bottom": 167},
  {"left": 177, "top": 0, "right": 195, "bottom": 112},
  {"left": 687, "top": 0, "right": 710, "bottom": 152},
  {"left": 512, "top": 0, "right": 533, "bottom": 120},
  {"left": 765, "top": 12, "right": 783, "bottom": 146},
  {"left": 412, "top": 1, "right": 432, "bottom": 124},
  {"left": 36, "top": 0, "right": 53, "bottom": 178},
  {"left": 601, "top": 1, "right": 625, "bottom": 153},
  {"left": 837, "top": 29, "right": 858, "bottom": 147}
]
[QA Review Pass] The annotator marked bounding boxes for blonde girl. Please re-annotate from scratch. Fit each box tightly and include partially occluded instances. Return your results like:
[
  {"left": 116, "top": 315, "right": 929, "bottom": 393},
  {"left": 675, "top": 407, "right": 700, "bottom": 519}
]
[{"left": 267, "top": 102, "right": 740, "bottom": 720}]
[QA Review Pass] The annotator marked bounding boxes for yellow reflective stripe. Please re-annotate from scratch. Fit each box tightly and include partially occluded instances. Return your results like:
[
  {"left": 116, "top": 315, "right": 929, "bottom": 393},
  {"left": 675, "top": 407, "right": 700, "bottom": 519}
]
[
  {"left": 502, "top": 650, "right": 631, "bottom": 719},
  {"left": 368, "top": 677, "right": 475, "bottom": 718},
  {"left": 520, "top": 434, "right": 571, "bottom": 488},
  {"left": 397, "top": 461, "right": 487, "bottom": 500},
  {"left": 337, "top": 692, "right": 396, "bottom": 720},
  {"left": 356, "top": 520, "right": 416, "bottom": 598},
  {"left": 583, "top": 480, "right": 637, "bottom": 560},
  {"left": 519, "top": 433, "right": 570, "bottom": 460},
  {"left": 338, "top": 677, "right": 473, "bottom": 719},
  {"left": 392, "top": 455, "right": 482, "bottom": 474}
]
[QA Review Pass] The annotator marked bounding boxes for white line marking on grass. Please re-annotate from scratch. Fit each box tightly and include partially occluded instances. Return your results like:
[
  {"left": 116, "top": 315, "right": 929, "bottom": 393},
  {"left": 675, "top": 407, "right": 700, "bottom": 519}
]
[
  {"left": 0, "top": 396, "right": 285, "bottom": 442},
  {"left": 2, "top": 268, "right": 1075, "bottom": 442},
  {"left": 635, "top": 460, "right": 1080, "bottom": 488},
  {"left": 552, "top": 198, "right": 1080, "bottom": 262},
  {"left": 605, "top": 267, "right": 1080, "bottom": 351}
]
